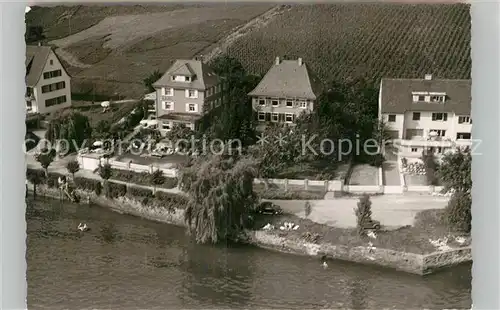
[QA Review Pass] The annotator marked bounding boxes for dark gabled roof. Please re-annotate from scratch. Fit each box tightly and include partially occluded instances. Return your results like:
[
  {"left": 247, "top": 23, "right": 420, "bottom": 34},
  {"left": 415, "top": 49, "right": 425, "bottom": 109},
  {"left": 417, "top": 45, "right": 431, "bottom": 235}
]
[
  {"left": 152, "top": 59, "right": 219, "bottom": 90},
  {"left": 248, "top": 59, "right": 320, "bottom": 100},
  {"left": 26, "top": 45, "right": 52, "bottom": 87},
  {"left": 380, "top": 78, "right": 471, "bottom": 115}
]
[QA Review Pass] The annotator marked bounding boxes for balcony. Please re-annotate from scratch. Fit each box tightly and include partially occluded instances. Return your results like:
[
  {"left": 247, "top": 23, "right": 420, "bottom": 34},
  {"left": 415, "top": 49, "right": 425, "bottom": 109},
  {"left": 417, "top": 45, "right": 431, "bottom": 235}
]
[{"left": 393, "top": 136, "right": 472, "bottom": 148}]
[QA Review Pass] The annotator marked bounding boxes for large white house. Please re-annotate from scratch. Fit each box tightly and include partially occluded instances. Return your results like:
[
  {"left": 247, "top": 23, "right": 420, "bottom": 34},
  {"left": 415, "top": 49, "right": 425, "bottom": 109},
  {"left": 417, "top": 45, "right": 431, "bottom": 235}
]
[
  {"left": 379, "top": 74, "right": 472, "bottom": 158},
  {"left": 25, "top": 45, "right": 72, "bottom": 115}
]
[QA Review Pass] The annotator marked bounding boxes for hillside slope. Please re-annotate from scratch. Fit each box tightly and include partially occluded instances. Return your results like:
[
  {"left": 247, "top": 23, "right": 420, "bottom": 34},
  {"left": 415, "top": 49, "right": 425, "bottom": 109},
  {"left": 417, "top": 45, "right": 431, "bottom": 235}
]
[{"left": 226, "top": 3, "right": 471, "bottom": 85}]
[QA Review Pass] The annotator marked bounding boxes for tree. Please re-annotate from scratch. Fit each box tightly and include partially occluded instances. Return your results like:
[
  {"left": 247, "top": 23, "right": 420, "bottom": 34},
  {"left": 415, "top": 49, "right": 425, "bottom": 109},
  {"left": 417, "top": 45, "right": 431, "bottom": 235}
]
[
  {"left": 35, "top": 148, "right": 56, "bottom": 177},
  {"left": 26, "top": 169, "right": 44, "bottom": 199},
  {"left": 66, "top": 160, "right": 80, "bottom": 179},
  {"left": 165, "top": 123, "right": 195, "bottom": 152},
  {"left": 45, "top": 110, "right": 92, "bottom": 153},
  {"left": 98, "top": 163, "right": 112, "bottom": 181},
  {"left": 143, "top": 70, "right": 162, "bottom": 93},
  {"left": 93, "top": 120, "right": 112, "bottom": 140},
  {"left": 150, "top": 169, "right": 165, "bottom": 194},
  {"left": 178, "top": 154, "right": 258, "bottom": 244},
  {"left": 354, "top": 194, "right": 374, "bottom": 236},
  {"left": 437, "top": 147, "right": 472, "bottom": 193},
  {"left": 304, "top": 201, "right": 312, "bottom": 218}
]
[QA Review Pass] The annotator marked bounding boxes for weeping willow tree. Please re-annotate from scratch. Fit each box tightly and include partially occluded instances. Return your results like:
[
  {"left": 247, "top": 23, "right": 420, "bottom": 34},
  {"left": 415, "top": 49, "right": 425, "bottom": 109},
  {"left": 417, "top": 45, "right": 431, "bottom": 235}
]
[
  {"left": 45, "top": 110, "right": 92, "bottom": 153},
  {"left": 179, "top": 153, "right": 258, "bottom": 244}
]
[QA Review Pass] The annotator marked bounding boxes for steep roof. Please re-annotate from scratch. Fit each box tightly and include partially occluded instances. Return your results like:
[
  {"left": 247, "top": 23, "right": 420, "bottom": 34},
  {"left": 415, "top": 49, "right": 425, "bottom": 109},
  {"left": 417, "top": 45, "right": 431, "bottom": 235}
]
[
  {"left": 152, "top": 59, "right": 219, "bottom": 90},
  {"left": 380, "top": 78, "right": 471, "bottom": 115},
  {"left": 248, "top": 59, "right": 320, "bottom": 100},
  {"left": 26, "top": 45, "right": 52, "bottom": 87}
]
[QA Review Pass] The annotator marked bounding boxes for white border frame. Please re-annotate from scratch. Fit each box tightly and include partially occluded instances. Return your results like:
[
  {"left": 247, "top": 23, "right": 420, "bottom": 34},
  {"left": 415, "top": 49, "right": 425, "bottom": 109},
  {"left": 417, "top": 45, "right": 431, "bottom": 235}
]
[{"left": 1, "top": 1, "right": 499, "bottom": 309}]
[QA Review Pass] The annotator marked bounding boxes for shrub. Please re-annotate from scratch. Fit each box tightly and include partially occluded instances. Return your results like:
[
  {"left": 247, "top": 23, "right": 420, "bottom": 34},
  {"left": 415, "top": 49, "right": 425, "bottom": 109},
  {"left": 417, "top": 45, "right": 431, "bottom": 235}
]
[
  {"left": 105, "top": 182, "right": 127, "bottom": 198},
  {"left": 369, "top": 153, "right": 385, "bottom": 167},
  {"left": 155, "top": 191, "right": 188, "bottom": 209},
  {"left": 94, "top": 182, "right": 102, "bottom": 196},
  {"left": 443, "top": 191, "right": 471, "bottom": 233},
  {"left": 163, "top": 177, "right": 178, "bottom": 189},
  {"left": 46, "top": 172, "right": 66, "bottom": 188},
  {"left": 354, "top": 194, "right": 374, "bottom": 236},
  {"left": 74, "top": 177, "right": 101, "bottom": 192},
  {"left": 304, "top": 201, "right": 312, "bottom": 217},
  {"left": 26, "top": 168, "right": 46, "bottom": 184},
  {"left": 127, "top": 186, "right": 154, "bottom": 198}
]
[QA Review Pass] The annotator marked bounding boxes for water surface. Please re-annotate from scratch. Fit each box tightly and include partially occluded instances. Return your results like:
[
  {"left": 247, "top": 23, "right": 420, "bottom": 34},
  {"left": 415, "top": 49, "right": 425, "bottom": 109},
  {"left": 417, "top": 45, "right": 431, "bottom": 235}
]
[{"left": 27, "top": 199, "right": 472, "bottom": 309}]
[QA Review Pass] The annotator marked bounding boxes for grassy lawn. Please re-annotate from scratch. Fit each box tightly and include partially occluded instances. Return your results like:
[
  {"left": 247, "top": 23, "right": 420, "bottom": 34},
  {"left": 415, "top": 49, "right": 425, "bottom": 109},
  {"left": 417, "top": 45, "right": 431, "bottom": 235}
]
[
  {"left": 254, "top": 183, "right": 326, "bottom": 200},
  {"left": 348, "top": 164, "right": 379, "bottom": 186},
  {"left": 252, "top": 209, "right": 470, "bottom": 255}
]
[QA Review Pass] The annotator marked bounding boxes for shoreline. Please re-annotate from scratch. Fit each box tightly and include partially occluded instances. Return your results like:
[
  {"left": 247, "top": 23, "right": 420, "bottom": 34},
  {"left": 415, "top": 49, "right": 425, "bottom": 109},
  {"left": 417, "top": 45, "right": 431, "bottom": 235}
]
[{"left": 28, "top": 184, "right": 471, "bottom": 276}]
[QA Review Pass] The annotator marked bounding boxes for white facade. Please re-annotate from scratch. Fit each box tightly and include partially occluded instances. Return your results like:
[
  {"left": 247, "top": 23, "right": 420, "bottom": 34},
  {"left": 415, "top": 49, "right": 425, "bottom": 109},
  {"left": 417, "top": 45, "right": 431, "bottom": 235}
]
[
  {"left": 26, "top": 49, "right": 72, "bottom": 115},
  {"left": 379, "top": 78, "right": 472, "bottom": 158}
]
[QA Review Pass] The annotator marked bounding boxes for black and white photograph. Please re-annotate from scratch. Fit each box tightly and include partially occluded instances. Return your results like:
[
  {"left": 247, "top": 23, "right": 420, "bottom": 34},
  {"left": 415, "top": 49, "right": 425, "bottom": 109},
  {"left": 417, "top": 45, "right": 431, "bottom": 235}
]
[{"left": 21, "top": 1, "right": 474, "bottom": 309}]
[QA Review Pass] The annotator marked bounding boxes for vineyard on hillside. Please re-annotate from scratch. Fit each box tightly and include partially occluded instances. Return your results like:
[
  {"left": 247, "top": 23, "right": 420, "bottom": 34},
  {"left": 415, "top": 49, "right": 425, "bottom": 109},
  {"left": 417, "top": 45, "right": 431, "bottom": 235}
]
[{"left": 226, "top": 3, "right": 471, "bottom": 86}]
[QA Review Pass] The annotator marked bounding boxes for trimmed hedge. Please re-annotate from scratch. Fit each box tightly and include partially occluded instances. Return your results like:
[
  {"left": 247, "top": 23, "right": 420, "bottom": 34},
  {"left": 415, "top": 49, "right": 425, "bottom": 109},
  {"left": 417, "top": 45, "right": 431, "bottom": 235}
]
[
  {"left": 110, "top": 168, "right": 178, "bottom": 189},
  {"left": 74, "top": 177, "right": 103, "bottom": 196},
  {"left": 105, "top": 182, "right": 127, "bottom": 198},
  {"left": 255, "top": 187, "right": 325, "bottom": 200},
  {"left": 127, "top": 186, "right": 154, "bottom": 198}
]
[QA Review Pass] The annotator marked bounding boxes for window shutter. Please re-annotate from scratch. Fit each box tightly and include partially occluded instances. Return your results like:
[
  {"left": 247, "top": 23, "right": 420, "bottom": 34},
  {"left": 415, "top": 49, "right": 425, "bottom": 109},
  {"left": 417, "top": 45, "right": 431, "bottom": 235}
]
[
  {"left": 194, "top": 104, "right": 198, "bottom": 112},
  {"left": 185, "top": 103, "right": 190, "bottom": 112},
  {"left": 185, "top": 89, "right": 189, "bottom": 98},
  {"left": 194, "top": 90, "right": 198, "bottom": 99},
  {"left": 161, "top": 88, "right": 165, "bottom": 96}
]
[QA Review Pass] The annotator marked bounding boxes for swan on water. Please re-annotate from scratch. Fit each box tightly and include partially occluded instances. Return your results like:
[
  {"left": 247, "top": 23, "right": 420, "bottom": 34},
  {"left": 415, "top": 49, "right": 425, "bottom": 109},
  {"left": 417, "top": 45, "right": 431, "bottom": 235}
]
[
  {"left": 321, "top": 255, "right": 328, "bottom": 268},
  {"left": 322, "top": 261, "right": 328, "bottom": 269},
  {"left": 77, "top": 223, "right": 89, "bottom": 232}
]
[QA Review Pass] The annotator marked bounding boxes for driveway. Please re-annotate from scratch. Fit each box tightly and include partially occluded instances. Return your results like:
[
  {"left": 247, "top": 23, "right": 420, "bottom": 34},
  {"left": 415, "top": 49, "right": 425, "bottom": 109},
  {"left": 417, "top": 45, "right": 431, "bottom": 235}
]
[{"left": 269, "top": 194, "right": 449, "bottom": 229}]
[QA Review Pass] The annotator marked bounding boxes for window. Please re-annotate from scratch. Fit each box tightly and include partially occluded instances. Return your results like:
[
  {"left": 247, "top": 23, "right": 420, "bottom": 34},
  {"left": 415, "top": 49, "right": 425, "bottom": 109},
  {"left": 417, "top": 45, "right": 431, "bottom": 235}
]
[
  {"left": 162, "top": 123, "right": 171, "bottom": 130},
  {"left": 162, "top": 101, "right": 173, "bottom": 110},
  {"left": 258, "top": 112, "right": 266, "bottom": 121},
  {"left": 456, "top": 132, "right": 471, "bottom": 140},
  {"left": 271, "top": 113, "right": 279, "bottom": 122},
  {"left": 185, "top": 76, "right": 191, "bottom": 82},
  {"left": 41, "top": 81, "right": 66, "bottom": 94},
  {"left": 187, "top": 103, "right": 197, "bottom": 112},
  {"left": 430, "top": 129, "right": 446, "bottom": 137},
  {"left": 388, "top": 114, "right": 396, "bottom": 122},
  {"left": 45, "top": 95, "right": 67, "bottom": 107},
  {"left": 206, "top": 87, "right": 212, "bottom": 97},
  {"left": 431, "top": 113, "right": 447, "bottom": 121},
  {"left": 412, "top": 112, "right": 421, "bottom": 121},
  {"left": 285, "top": 113, "right": 294, "bottom": 123},
  {"left": 436, "top": 147, "right": 443, "bottom": 154},
  {"left": 430, "top": 95, "right": 445, "bottom": 103},
  {"left": 286, "top": 100, "right": 293, "bottom": 108},
  {"left": 49, "top": 59, "right": 53, "bottom": 65},
  {"left": 271, "top": 99, "right": 279, "bottom": 107},
  {"left": 458, "top": 116, "right": 471, "bottom": 124},
  {"left": 163, "top": 88, "right": 173, "bottom": 96},
  {"left": 171, "top": 75, "right": 176, "bottom": 81},
  {"left": 43, "top": 70, "right": 62, "bottom": 79},
  {"left": 186, "top": 89, "right": 198, "bottom": 99},
  {"left": 411, "top": 147, "right": 418, "bottom": 153},
  {"left": 418, "top": 95, "right": 425, "bottom": 102},
  {"left": 26, "top": 87, "right": 32, "bottom": 97},
  {"left": 299, "top": 101, "right": 307, "bottom": 109},
  {"left": 258, "top": 99, "right": 266, "bottom": 106}
]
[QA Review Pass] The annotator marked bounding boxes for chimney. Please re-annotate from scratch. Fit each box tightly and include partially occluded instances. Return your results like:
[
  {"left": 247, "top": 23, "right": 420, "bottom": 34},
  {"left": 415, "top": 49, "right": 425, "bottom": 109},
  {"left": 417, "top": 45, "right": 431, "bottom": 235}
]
[
  {"left": 275, "top": 56, "right": 280, "bottom": 65},
  {"left": 298, "top": 58, "right": 303, "bottom": 66},
  {"left": 424, "top": 74, "right": 432, "bottom": 80}
]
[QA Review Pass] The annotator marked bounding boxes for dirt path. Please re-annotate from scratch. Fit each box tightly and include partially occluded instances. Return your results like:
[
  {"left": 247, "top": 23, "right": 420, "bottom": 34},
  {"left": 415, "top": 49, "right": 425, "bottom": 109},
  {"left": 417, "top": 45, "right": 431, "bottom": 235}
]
[
  {"left": 203, "top": 5, "right": 287, "bottom": 63},
  {"left": 54, "top": 47, "right": 91, "bottom": 69}
]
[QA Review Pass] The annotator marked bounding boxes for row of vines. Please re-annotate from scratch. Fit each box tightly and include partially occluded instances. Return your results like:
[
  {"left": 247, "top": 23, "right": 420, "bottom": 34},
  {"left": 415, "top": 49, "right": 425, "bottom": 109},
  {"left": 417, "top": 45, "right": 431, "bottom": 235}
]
[{"left": 227, "top": 3, "right": 471, "bottom": 87}]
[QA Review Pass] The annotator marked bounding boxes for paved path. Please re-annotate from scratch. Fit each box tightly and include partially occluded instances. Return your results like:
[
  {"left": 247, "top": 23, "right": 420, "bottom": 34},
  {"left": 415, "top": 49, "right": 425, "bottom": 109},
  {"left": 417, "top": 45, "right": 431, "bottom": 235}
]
[{"left": 268, "top": 194, "right": 449, "bottom": 229}]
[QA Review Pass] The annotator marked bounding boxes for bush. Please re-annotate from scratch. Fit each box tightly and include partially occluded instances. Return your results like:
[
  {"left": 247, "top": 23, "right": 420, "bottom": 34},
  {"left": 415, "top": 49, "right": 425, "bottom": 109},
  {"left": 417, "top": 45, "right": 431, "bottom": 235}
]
[
  {"left": 369, "top": 153, "right": 385, "bottom": 167},
  {"left": 163, "top": 177, "right": 178, "bottom": 189},
  {"left": 74, "top": 177, "right": 101, "bottom": 192},
  {"left": 443, "top": 191, "right": 471, "bottom": 233},
  {"left": 354, "top": 194, "right": 376, "bottom": 236},
  {"left": 46, "top": 172, "right": 66, "bottom": 188},
  {"left": 94, "top": 182, "right": 102, "bottom": 196},
  {"left": 127, "top": 186, "right": 154, "bottom": 198},
  {"left": 26, "top": 168, "right": 46, "bottom": 184},
  {"left": 155, "top": 191, "right": 188, "bottom": 210},
  {"left": 105, "top": 182, "right": 127, "bottom": 198},
  {"left": 110, "top": 168, "right": 178, "bottom": 189}
]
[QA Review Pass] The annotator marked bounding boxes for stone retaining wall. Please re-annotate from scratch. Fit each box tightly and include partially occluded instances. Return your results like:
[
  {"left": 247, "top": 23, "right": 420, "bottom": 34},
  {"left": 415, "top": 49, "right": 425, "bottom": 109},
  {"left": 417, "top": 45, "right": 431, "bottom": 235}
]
[{"left": 29, "top": 183, "right": 471, "bottom": 276}]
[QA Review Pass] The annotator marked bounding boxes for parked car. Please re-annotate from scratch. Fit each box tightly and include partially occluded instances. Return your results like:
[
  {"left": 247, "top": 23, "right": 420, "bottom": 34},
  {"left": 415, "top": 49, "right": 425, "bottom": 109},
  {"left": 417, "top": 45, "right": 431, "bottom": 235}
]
[{"left": 255, "top": 201, "right": 283, "bottom": 215}]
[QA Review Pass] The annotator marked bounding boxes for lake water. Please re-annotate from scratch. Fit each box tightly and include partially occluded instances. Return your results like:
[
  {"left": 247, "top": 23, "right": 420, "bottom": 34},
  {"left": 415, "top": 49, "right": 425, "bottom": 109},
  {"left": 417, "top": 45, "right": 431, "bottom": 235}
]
[{"left": 26, "top": 198, "right": 471, "bottom": 309}]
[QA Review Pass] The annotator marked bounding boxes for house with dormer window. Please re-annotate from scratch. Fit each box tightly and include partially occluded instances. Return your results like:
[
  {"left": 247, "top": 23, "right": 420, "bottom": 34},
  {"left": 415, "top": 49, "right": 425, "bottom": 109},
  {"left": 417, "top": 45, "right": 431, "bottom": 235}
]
[
  {"left": 152, "top": 59, "right": 222, "bottom": 133},
  {"left": 248, "top": 56, "right": 322, "bottom": 130},
  {"left": 379, "top": 74, "right": 472, "bottom": 157}
]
